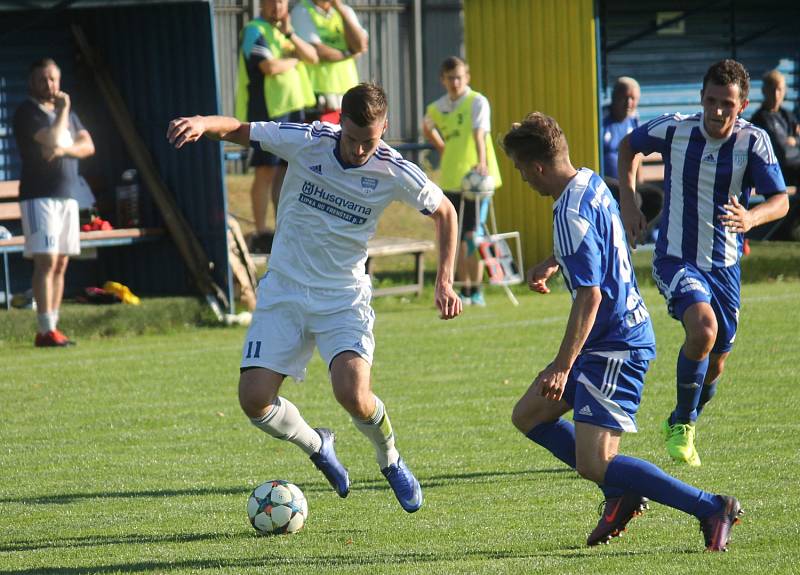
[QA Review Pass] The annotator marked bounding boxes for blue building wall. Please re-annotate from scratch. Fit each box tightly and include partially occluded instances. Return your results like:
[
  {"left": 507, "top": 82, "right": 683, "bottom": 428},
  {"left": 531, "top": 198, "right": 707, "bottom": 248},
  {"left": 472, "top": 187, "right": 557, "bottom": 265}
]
[{"left": 0, "top": 1, "right": 230, "bottom": 301}]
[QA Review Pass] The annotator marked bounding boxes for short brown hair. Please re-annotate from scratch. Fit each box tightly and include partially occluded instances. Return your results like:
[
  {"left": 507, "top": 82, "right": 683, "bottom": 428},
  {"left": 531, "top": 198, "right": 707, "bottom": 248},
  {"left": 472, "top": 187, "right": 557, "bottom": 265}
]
[
  {"left": 440, "top": 56, "right": 468, "bottom": 76},
  {"left": 702, "top": 59, "right": 750, "bottom": 101},
  {"left": 29, "top": 57, "right": 58, "bottom": 76},
  {"left": 341, "top": 83, "right": 388, "bottom": 127},
  {"left": 502, "top": 112, "right": 568, "bottom": 166}
]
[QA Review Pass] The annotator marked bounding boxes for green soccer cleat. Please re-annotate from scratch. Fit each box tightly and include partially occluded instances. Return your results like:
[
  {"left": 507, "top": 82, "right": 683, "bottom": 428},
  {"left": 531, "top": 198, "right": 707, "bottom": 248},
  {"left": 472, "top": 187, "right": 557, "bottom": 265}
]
[{"left": 662, "top": 419, "right": 701, "bottom": 467}]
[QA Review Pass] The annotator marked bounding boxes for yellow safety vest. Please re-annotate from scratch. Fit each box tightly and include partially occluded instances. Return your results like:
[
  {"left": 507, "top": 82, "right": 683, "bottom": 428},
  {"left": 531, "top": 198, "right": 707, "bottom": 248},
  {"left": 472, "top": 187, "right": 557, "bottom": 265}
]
[
  {"left": 426, "top": 90, "right": 502, "bottom": 191},
  {"left": 300, "top": 0, "right": 359, "bottom": 95},
  {"left": 235, "top": 18, "right": 315, "bottom": 120}
]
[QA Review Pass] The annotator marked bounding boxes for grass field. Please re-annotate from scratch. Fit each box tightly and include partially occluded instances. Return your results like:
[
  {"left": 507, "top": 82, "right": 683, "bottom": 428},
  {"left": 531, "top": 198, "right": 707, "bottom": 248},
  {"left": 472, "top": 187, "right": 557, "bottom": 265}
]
[{"left": 2, "top": 279, "right": 799, "bottom": 574}]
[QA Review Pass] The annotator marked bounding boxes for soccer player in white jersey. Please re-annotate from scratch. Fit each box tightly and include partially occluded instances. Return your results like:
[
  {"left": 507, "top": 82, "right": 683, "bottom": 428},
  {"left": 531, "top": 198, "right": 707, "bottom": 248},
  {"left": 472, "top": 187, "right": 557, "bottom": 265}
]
[
  {"left": 167, "top": 83, "right": 462, "bottom": 512},
  {"left": 503, "top": 112, "right": 742, "bottom": 551},
  {"left": 617, "top": 60, "right": 789, "bottom": 466}
]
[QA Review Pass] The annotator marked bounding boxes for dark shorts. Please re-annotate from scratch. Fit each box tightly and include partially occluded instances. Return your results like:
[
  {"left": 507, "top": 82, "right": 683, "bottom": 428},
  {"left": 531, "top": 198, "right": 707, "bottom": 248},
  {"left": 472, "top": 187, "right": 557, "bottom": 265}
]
[
  {"left": 445, "top": 191, "right": 489, "bottom": 240},
  {"left": 249, "top": 110, "right": 305, "bottom": 167}
]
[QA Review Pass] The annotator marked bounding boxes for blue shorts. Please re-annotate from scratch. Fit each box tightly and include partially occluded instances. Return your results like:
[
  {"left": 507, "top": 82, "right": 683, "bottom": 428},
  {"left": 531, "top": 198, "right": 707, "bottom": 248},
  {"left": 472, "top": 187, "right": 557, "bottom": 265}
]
[
  {"left": 563, "top": 352, "right": 649, "bottom": 433},
  {"left": 652, "top": 256, "right": 740, "bottom": 354},
  {"left": 249, "top": 110, "right": 305, "bottom": 167}
]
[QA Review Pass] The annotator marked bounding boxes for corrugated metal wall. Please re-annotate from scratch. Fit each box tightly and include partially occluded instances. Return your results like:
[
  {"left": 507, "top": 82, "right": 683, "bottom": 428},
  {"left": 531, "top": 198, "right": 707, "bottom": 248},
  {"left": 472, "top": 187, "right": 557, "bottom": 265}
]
[
  {"left": 600, "top": 0, "right": 799, "bottom": 124},
  {"left": 464, "top": 0, "right": 600, "bottom": 265},
  {"left": 213, "top": 0, "right": 250, "bottom": 117},
  {"left": 0, "top": 1, "right": 230, "bottom": 300}
]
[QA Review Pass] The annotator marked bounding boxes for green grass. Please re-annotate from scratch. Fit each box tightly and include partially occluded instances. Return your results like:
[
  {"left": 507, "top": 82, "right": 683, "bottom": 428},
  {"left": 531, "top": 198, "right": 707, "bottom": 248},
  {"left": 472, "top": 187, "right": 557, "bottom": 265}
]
[{"left": 1, "top": 281, "right": 799, "bottom": 574}]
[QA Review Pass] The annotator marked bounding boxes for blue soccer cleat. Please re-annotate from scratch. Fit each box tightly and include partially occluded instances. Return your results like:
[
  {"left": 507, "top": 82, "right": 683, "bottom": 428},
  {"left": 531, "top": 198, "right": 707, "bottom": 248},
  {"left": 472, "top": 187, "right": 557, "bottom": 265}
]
[
  {"left": 381, "top": 457, "right": 423, "bottom": 513},
  {"left": 310, "top": 428, "right": 350, "bottom": 498}
]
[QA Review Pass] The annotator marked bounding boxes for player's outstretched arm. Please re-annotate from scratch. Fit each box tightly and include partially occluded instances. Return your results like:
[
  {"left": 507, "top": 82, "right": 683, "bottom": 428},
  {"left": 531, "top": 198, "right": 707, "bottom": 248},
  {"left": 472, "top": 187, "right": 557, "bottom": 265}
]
[
  {"left": 720, "top": 193, "right": 789, "bottom": 233},
  {"left": 536, "top": 286, "right": 601, "bottom": 401},
  {"left": 617, "top": 135, "right": 647, "bottom": 247},
  {"left": 429, "top": 195, "right": 462, "bottom": 320},
  {"left": 526, "top": 255, "right": 559, "bottom": 294},
  {"left": 167, "top": 115, "right": 250, "bottom": 149}
]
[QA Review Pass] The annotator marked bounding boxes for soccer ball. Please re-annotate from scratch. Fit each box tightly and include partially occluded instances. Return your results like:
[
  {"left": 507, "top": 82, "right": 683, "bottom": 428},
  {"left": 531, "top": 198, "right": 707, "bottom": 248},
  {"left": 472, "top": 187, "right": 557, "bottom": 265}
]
[
  {"left": 247, "top": 480, "right": 308, "bottom": 535},
  {"left": 461, "top": 169, "right": 495, "bottom": 194}
]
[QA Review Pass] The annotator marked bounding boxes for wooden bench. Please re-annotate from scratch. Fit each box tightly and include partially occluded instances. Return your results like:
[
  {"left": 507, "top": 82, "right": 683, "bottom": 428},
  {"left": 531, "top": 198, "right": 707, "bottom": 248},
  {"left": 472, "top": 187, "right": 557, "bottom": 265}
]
[
  {"left": 366, "top": 237, "right": 435, "bottom": 297},
  {"left": 0, "top": 180, "right": 164, "bottom": 309}
]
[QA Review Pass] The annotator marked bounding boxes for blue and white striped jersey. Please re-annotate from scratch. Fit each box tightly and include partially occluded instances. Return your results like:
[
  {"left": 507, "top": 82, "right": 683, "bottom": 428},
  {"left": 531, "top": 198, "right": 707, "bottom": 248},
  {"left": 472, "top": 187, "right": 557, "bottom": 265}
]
[
  {"left": 250, "top": 121, "right": 443, "bottom": 289},
  {"left": 630, "top": 112, "right": 786, "bottom": 270},
  {"left": 553, "top": 168, "right": 656, "bottom": 359}
]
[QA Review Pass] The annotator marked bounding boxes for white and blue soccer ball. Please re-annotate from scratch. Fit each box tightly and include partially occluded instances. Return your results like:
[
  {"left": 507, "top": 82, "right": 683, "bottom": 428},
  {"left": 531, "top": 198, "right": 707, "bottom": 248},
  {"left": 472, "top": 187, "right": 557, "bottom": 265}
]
[
  {"left": 247, "top": 480, "right": 308, "bottom": 535},
  {"left": 461, "top": 169, "right": 495, "bottom": 194}
]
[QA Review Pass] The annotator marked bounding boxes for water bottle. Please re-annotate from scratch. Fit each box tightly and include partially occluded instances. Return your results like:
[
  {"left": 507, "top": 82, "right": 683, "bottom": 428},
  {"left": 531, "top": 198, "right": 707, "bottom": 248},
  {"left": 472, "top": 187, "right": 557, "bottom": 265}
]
[{"left": 115, "top": 169, "right": 140, "bottom": 227}]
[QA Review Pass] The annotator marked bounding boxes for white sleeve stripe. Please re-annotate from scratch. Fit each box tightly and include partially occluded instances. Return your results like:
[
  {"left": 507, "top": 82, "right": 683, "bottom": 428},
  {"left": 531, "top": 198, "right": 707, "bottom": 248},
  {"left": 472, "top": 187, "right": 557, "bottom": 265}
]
[{"left": 749, "top": 129, "right": 777, "bottom": 164}]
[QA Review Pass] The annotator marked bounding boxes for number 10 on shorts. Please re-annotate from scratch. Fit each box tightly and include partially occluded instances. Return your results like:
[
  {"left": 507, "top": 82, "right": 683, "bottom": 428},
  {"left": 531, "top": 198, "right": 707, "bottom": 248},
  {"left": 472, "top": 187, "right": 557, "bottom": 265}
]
[{"left": 245, "top": 340, "right": 262, "bottom": 359}]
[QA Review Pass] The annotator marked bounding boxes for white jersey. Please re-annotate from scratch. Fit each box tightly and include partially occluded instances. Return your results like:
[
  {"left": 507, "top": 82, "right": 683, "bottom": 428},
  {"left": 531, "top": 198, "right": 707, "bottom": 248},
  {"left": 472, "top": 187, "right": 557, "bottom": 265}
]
[{"left": 250, "top": 121, "right": 443, "bottom": 289}]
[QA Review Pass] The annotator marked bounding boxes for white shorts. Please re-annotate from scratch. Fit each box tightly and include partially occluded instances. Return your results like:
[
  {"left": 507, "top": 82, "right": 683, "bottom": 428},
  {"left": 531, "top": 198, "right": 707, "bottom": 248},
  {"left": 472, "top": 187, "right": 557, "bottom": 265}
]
[
  {"left": 20, "top": 197, "right": 80, "bottom": 258},
  {"left": 241, "top": 271, "right": 375, "bottom": 381}
]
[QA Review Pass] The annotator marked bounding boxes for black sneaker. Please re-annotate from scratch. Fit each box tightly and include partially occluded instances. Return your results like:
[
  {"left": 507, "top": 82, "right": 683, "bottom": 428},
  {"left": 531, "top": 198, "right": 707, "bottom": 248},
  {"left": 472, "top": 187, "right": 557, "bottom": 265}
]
[
  {"left": 700, "top": 495, "right": 743, "bottom": 551},
  {"left": 587, "top": 493, "right": 649, "bottom": 546}
]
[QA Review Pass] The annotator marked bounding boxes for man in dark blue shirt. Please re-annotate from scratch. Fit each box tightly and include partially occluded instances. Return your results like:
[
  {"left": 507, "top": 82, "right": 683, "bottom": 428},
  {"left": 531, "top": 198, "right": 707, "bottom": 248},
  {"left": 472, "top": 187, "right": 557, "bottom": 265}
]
[{"left": 13, "top": 58, "right": 95, "bottom": 347}]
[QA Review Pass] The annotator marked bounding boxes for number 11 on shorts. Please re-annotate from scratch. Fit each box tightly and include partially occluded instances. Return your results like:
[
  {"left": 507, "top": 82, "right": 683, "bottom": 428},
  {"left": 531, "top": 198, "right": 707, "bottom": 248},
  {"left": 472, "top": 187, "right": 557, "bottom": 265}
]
[{"left": 245, "top": 340, "right": 262, "bottom": 359}]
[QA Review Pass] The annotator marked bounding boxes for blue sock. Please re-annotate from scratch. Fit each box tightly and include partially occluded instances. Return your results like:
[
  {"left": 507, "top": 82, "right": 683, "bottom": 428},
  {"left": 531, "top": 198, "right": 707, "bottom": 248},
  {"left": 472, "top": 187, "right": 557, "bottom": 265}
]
[
  {"left": 525, "top": 419, "right": 623, "bottom": 498},
  {"left": 604, "top": 454, "right": 721, "bottom": 518},
  {"left": 525, "top": 419, "right": 576, "bottom": 468},
  {"left": 670, "top": 349, "right": 709, "bottom": 424},
  {"left": 695, "top": 380, "right": 718, "bottom": 418}
]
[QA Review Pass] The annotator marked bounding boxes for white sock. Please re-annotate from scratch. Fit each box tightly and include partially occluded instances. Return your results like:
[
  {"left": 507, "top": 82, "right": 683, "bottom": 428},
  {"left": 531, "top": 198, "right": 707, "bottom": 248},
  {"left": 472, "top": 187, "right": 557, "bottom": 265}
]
[
  {"left": 352, "top": 395, "right": 399, "bottom": 469},
  {"left": 37, "top": 312, "right": 56, "bottom": 334},
  {"left": 250, "top": 397, "right": 322, "bottom": 456},
  {"left": 53, "top": 309, "right": 59, "bottom": 328}
]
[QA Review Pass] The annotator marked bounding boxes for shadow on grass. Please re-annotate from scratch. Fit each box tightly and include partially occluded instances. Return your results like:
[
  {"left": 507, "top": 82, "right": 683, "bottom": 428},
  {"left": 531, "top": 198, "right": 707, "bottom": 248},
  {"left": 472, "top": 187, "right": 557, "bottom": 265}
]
[
  {"left": 1, "top": 528, "right": 369, "bottom": 553},
  {"left": 0, "top": 467, "right": 570, "bottom": 505},
  {"left": 0, "top": 544, "right": 693, "bottom": 575}
]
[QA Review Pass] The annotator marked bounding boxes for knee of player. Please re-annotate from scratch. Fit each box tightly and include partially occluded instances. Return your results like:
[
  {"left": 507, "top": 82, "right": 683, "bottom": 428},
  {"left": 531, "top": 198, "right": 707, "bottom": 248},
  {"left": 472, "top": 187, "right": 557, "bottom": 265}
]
[
  {"left": 238, "top": 376, "right": 275, "bottom": 417},
  {"left": 511, "top": 399, "right": 538, "bottom": 433},
  {"left": 685, "top": 326, "right": 717, "bottom": 355}
]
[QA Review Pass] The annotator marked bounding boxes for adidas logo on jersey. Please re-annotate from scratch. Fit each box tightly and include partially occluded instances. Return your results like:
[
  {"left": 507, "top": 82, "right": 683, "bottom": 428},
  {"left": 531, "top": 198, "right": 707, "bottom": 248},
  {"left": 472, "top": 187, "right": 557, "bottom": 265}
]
[
  {"left": 578, "top": 405, "right": 593, "bottom": 416},
  {"left": 702, "top": 153, "right": 716, "bottom": 163},
  {"left": 309, "top": 164, "right": 323, "bottom": 174}
]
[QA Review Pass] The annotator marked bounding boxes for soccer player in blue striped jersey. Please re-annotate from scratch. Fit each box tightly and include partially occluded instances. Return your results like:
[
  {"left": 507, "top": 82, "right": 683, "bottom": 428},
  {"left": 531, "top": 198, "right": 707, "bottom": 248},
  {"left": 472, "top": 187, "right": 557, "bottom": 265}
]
[
  {"left": 618, "top": 60, "right": 789, "bottom": 466},
  {"left": 504, "top": 112, "right": 742, "bottom": 551},
  {"left": 167, "top": 83, "right": 463, "bottom": 513}
]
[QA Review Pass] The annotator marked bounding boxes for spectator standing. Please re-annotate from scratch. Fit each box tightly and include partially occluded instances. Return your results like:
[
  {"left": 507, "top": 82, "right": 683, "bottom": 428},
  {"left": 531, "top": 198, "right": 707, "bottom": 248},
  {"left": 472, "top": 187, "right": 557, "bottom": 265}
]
[
  {"left": 423, "top": 56, "right": 502, "bottom": 307},
  {"left": 235, "top": 0, "right": 318, "bottom": 253},
  {"left": 291, "top": 0, "right": 368, "bottom": 124},
  {"left": 13, "top": 58, "right": 95, "bottom": 347}
]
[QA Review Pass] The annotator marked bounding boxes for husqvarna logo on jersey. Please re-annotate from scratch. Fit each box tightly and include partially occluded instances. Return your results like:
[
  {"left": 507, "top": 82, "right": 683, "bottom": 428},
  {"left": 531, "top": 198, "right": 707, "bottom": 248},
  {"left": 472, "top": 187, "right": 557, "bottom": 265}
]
[{"left": 300, "top": 180, "right": 371, "bottom": 224}]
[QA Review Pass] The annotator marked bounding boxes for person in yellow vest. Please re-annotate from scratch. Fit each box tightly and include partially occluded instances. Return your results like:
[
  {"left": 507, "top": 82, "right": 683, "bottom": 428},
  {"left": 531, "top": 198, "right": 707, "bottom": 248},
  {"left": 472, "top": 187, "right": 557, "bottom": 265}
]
[
  {"left": 235, "top": 0, "right": 318, "bottom": 253},
  {"left": 290, "top": 0, "right": 368, "bottom": 124},
  {"left": 423, "top": 56, "right": 502, "bottom": 307}
]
